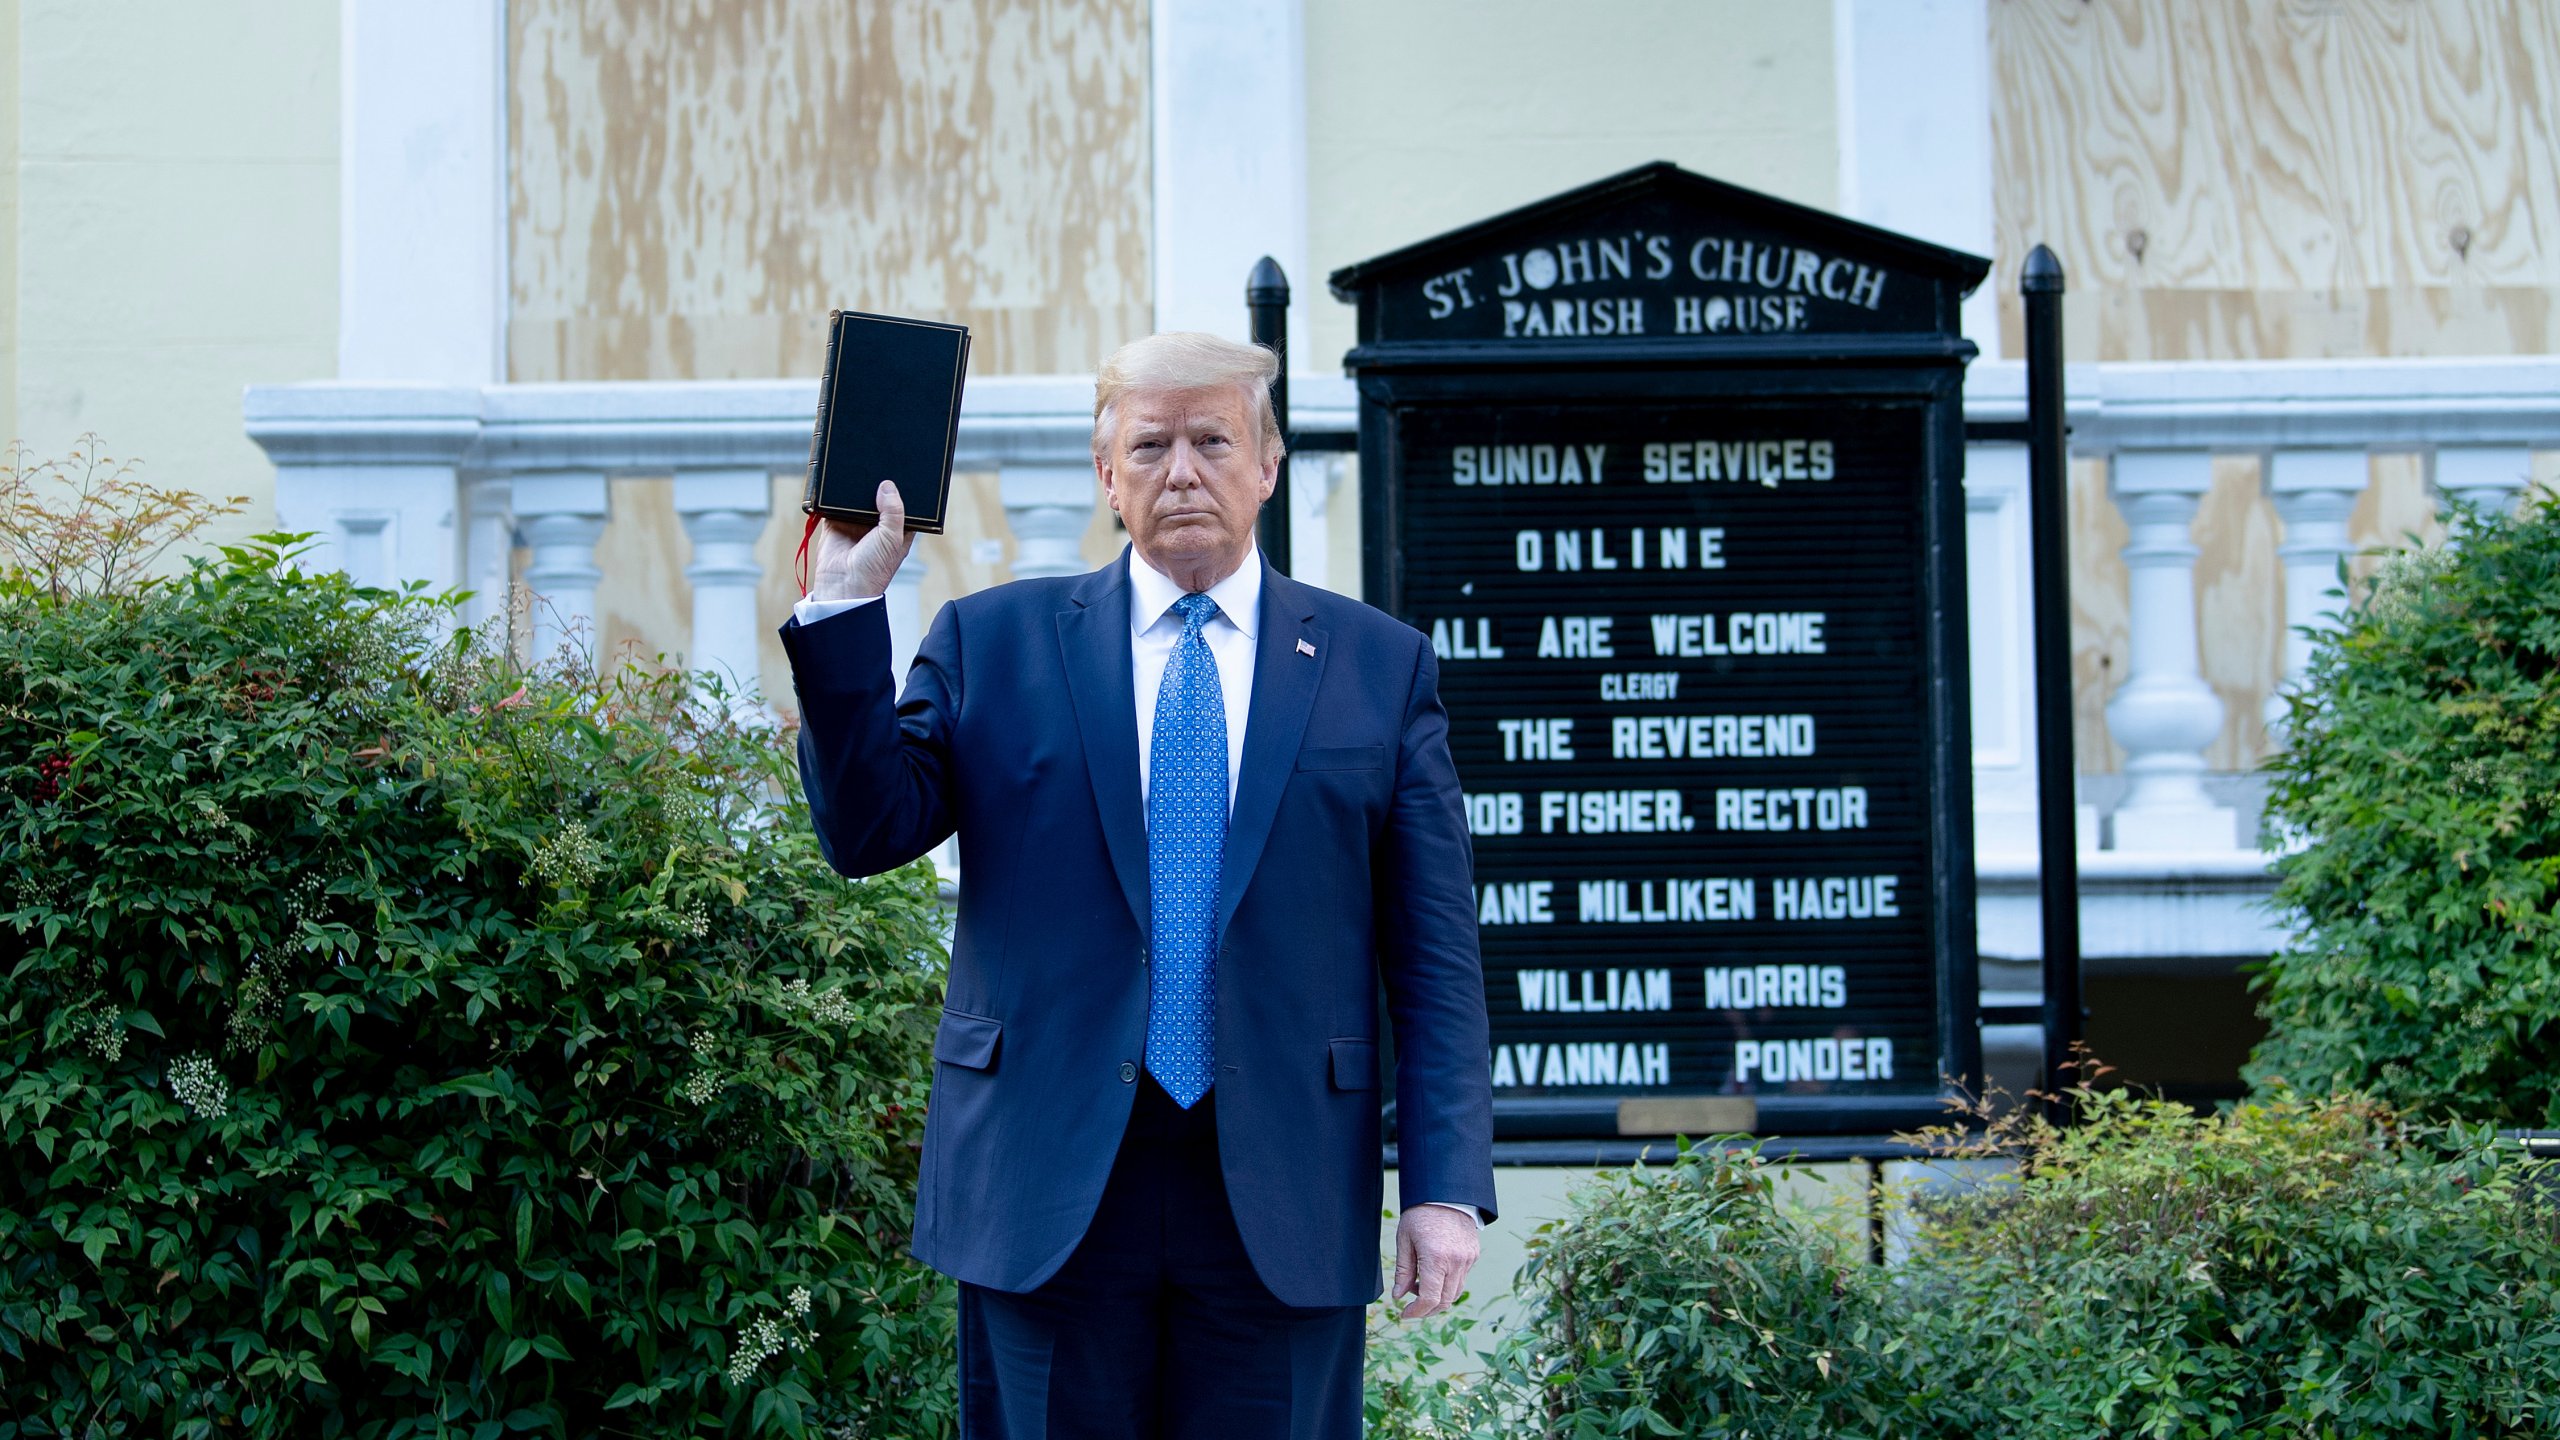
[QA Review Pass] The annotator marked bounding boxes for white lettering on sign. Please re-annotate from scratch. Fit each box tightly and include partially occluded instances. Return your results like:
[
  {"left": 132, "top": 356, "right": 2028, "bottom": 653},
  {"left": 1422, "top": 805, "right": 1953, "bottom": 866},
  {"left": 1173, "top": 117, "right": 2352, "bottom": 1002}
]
[
  {"left": 1734, "top": 1037, "right": 1894, "bottom": 1084},
  {"left": 1609, "top": 714, "right": 1817, "bottom": 760},
  {"left": 1496, "top": 718, "right": 1575, "bottom": 761},
  {"left": 1641, "top": 439, "right": 1835, "bottom": 486},
  {"left": 1714, "top": 787, "right": 1869, "bottom": 832},
  {"left": 1770, "top": 875, "right": 1901, "bottom": 920},
  {"left": 1576, "top": 878, "right": 1756, "bottom": 923},
  {"left": 1647, "top": 612, "right": 1827, "bottom": 656},
  {"left": 1539, "top": 789, "right": 1692, "bottom": 835},
  {"left": 1702, "top": 964, "right": 1848, "bottom": 1010},
  {"left": 1516, "top": 968, "right": 1674, "bottom": 1013},
  {"left": 1476, "top": 881, "right": 1554, "bottom": 925},
  {"left": 1463, "top": 791, "right": 1524, "bottom": 836},
  {"left": 1430, "top": 617, "right": 1507, "bottom": 660},
  {"left": 1453, "top": 444, "right": 1607, "bottom": 485},
  {"left": 1600, "top": 672, "right": 1680, "bottom": 702},
  {"left": 1535, "top": 616, "right": 1614, "bottom": 658},
  {"left": 1502, "top": 297, "right": 1646, "bottom": 338},
  {"left": 1686, "top": 237, "right": 1888, "bottom": 310},
  {"left": 1421, "top": 266, "right": 1480, "bottom": 318},
  {"left": 1491, "top": 1041, "right": 1673, "bottom": 1088},
  {"left": 1511, "top": 528, "right": 1724, "bottom": 572}
]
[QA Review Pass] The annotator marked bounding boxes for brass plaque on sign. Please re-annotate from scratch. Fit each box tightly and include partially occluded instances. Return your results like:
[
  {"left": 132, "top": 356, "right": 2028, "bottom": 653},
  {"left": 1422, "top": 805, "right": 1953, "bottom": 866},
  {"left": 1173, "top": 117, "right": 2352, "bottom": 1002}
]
[{"left": 1617, "top": 1097, "right": 1758, "bottom": 1136}]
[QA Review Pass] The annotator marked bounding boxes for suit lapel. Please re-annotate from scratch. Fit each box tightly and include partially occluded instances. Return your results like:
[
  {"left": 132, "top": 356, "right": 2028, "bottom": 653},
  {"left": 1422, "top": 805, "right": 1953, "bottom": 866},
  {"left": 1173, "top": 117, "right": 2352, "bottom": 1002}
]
[
  {"left": 1218, "top": 560, "right": 1324, "bottom": 941},
  {"left": 1058, "top": 554, "right": 1153, "bottom": 936}
]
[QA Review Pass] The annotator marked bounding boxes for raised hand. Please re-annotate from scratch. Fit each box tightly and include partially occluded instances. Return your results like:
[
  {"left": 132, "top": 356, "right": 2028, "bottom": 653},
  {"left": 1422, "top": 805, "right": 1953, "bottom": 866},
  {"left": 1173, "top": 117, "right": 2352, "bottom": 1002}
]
[{"left": 809, "top": 479, "right": 917, "bottom": 601}]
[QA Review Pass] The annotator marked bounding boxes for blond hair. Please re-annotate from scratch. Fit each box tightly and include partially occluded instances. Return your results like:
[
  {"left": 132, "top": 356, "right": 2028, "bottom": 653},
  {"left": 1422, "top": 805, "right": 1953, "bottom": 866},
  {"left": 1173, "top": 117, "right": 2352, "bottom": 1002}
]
[{"left": 1091, "top": 331, "right": 1285, "bottom": 462}]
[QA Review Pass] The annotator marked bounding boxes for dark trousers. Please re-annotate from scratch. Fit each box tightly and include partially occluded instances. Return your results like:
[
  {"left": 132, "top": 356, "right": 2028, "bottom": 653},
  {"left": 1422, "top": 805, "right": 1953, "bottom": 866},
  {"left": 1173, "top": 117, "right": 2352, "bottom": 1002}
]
[{"left": 957, "top": 1075, "right": 1365, "bottom": 1440}]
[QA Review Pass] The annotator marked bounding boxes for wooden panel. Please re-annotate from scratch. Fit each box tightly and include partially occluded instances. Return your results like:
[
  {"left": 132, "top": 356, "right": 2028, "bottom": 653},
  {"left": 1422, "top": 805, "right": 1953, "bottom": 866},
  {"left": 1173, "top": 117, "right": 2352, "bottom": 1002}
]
[
  {"left": 1992, "top": 0, "right": 2560, "bottom": 360},
  {"left": 509, "top": 0, "right": 1152, "bottom": 382},
  {"left": 2068, "top": 455, "right": 2129, "bottom": 773}
]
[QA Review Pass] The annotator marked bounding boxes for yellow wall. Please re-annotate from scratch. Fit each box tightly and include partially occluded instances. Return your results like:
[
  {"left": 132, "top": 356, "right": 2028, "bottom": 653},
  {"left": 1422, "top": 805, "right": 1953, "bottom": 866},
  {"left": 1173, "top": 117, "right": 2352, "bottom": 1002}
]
[
  {"left": 1304, "top": 0, "right": 1841, "bottom": 372},
  {"left": 8, "top": 1, "right": 338, "bottom": 547}
]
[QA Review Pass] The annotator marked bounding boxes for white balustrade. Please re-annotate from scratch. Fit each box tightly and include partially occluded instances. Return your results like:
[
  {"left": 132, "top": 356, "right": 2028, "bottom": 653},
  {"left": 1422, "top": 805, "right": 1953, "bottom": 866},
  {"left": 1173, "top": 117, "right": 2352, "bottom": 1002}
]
[
  {"left": 1001, "top": 465, "right": 1100, "bottom": 580},
  {"left": 672, "top": 468, "right": 773, "bottom": 705},
  {"left": 2103, "top": 450, "right": 2237, "bottom": 852},
  {"left": 885, "top": 550, "right": 927, "bottom": 698},
  {"left": 2435, "top": 444, "right": 2534, "bottom": 516},
  {"left": 2266, "top": 448, "right": 2367, "bottom": 736},
  {"left": 244, "top": 357, "right": 2559, "bottom": 913},
  {"left": 512, "top": 471, "right": 609, "bottom": 665},
  {"left": 243, "top": 382, "right": 481, "bottom": 598},
  {"left": 460, "top": 473, "right": 516, "bottom": 633}
]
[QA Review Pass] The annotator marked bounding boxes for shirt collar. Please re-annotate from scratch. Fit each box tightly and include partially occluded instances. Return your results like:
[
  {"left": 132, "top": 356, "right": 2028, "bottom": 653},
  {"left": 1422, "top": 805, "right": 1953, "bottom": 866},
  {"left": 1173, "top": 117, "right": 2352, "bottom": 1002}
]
[{"left": 1128, "top": 544, "right": 1261, "bottom": 641}]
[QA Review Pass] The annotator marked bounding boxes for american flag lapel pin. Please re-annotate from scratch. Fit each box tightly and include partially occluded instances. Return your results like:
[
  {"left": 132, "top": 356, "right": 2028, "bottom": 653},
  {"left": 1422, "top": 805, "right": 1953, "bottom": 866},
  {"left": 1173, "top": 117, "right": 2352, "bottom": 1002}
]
[{"left": 1296, "top": 638, "right": 1316, "bottom": 658}]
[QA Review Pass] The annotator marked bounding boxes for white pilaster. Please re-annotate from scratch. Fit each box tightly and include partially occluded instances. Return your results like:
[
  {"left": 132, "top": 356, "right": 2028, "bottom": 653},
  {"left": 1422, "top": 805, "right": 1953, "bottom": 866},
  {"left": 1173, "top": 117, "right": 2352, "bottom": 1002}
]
[
  {"left": 2266, "top": 448, "right": 2367, "bottom": 735},
  {"left": 1832, "top": 0, "right": 1998, "bottom": 357},
  {"left": 1001, "top": 466, "right": 1099, "bottom": 580},
  {"left": 673, "top": 469, "right": 775, "bottom": 703},
  {"left": 512, "top": 471, "right": 608, "bottom": 665},
  {"left": 2104, "top": 451, "right": 2237, "bottom": 852},
  {"left": 2435, "top": 444, "right": 2534, "bottom": 517},
  {"left": 1151, "top": 0, "right": 1307, "bottom": 356},
  {"left": 1963, "top": 443, "right": 2039, "bottom": 854},
  {"left": 339, "top": 0, "right": 505, "bottom": 384}
]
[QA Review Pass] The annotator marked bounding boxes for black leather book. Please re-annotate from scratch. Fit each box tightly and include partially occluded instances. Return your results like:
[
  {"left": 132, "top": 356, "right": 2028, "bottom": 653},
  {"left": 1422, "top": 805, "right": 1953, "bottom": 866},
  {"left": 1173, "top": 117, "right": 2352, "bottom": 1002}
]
[{"left": 803, "top": 309, "right": 971, "bottom": 535}]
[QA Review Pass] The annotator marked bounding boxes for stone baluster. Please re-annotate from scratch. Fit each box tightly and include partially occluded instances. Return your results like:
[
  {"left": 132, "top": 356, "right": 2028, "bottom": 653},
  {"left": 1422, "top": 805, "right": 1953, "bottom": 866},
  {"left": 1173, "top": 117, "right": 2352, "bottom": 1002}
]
[
  {"left": 512, "top": 470, "right": 609, "bottom": 667},
  {"left": 2435, "top": 444, "right": 2534, "bottom": 518},
  {"left": 884, "top": 549, "right": 928, "bottom": 698},
  {"left": 673, "top": 468, "right": 774, "bottom": 707},
  {"left": 2265, "top": 448, "right": 2368, "bottom": 737},
  {"left": 1002, "top": 465, "right": 1100, "bottom": 580},
  {"left": 460, "top": 474, "right": 515, "bottom": 634},
  {"left": 2103, "top": 450, "right": 2237, "bottom": 852}
]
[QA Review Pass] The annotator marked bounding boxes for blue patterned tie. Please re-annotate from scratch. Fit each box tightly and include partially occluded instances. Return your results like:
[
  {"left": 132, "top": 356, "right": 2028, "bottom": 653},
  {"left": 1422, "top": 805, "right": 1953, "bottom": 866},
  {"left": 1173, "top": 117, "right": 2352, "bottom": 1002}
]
[{"left": 1146, "top": 593, "right": 1226, "bottom": 1108}]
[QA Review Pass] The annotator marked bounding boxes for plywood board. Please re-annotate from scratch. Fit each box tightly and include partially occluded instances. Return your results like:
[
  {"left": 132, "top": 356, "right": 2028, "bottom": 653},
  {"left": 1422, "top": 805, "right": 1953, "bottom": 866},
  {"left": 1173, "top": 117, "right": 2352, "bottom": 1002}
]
[
  {"left": 1992, "top": 0, "right": 2560, "bottom": 360},
  {"left": 509, "top": 0, "right": 1152, "bottom": 381}
]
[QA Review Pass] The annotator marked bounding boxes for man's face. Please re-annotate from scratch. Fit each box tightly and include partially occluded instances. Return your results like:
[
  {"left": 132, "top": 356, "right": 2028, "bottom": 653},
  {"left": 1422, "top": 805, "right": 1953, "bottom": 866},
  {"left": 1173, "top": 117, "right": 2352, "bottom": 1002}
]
[{"left": 1098, "top": 384, "right": 1277, "bottom": 580}]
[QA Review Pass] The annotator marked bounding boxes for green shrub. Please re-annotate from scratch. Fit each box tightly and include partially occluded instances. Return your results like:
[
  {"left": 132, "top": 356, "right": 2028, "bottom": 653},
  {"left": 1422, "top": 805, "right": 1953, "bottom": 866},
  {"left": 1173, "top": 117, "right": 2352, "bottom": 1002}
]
[
  {"left": 2248, "top": 500, "right": 2560, "bottom": 1123},
  {"left": 1911, "top": 1090, "right": 2560, "bottom": 1439},
  {"left": 1369, "top": 1093, "right": 2560, "bottom": 1439},
  {"left": 1, "top": 538, "right": 953, "bottom": 1438}
]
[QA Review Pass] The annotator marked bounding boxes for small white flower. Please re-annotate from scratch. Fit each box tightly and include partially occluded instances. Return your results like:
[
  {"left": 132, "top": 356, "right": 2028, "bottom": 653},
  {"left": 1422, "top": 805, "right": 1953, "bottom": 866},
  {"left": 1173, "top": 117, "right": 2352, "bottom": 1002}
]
[
  {"left": 168, "top": 1053, "right": 229, "bottom": 1119},
  {"left": 788, "top": 1286, "right": 812, "bottom": 1317}
]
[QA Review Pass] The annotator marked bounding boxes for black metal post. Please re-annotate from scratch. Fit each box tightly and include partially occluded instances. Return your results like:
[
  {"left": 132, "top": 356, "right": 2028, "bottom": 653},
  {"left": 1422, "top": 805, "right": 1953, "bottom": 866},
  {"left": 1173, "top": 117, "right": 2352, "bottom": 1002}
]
[
  {"left": 2022, "top": 244, "right": 2083, "bottom": 1123},
  {"left": 1247, "top": 256, "right": 1291, "bottom": 574}
]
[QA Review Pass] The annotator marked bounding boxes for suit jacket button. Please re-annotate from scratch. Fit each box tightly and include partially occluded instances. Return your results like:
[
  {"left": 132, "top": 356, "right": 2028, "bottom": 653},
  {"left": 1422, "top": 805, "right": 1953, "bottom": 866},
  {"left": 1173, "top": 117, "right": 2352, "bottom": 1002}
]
[{"left": 1119, "top": 1062, "right": 1137, "bottom": 1083}]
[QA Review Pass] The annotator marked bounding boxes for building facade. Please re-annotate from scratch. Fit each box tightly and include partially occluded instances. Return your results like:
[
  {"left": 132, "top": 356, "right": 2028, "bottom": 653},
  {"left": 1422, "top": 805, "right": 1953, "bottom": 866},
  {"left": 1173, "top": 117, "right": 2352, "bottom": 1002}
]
[{"left": 7, "top": 0, "right": 2558, "bottom": 1150}]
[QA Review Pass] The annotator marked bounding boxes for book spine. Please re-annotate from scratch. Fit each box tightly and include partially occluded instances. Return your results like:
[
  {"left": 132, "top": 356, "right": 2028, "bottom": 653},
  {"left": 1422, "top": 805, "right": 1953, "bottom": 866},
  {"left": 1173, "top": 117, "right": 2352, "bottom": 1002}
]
[{"left": 805, "top": 310, "right": 844, "bottom": 512}]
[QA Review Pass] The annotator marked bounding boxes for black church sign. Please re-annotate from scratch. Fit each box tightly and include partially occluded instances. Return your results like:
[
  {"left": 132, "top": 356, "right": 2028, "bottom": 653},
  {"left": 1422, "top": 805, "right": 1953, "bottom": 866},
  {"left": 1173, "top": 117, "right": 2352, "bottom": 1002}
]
[{"left": 1332, "top": 163, "right": 1992, "bottom": 1144}]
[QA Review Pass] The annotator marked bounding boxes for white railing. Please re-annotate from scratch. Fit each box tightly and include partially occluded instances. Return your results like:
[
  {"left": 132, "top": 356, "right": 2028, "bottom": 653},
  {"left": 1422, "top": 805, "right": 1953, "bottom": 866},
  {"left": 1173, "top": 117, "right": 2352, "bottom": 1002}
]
[{"left": 245, "top": 357, "right": 2559, "bottom": 975}]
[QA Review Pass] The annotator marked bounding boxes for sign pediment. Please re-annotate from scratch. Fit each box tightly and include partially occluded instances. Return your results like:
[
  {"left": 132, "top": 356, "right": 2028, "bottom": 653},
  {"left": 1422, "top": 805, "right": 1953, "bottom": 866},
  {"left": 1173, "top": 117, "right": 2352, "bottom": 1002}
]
[{"left": 1330, "top": 162, "right": 1991, "bottom": 350}]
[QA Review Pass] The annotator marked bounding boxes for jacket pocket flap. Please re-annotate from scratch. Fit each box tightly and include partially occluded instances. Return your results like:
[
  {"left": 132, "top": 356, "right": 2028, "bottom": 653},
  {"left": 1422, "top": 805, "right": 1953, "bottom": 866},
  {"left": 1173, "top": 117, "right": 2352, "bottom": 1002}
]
[
  {"left": 933, "top": 1009, "right": 1002, "bottom": 1070},
  {"left": 1329, "top": 1037, "right": 1378, "bottom": 1091},
  {"left": 1297, "top": 745, "right": 1386, "bottom": 772}
]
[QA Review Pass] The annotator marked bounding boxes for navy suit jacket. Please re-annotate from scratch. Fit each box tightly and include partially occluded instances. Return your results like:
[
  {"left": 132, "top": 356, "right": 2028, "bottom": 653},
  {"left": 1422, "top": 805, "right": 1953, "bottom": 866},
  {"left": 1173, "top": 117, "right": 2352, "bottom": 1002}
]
[{"left": 779, "top": 550, "right": 1497, "bottom": 1308}]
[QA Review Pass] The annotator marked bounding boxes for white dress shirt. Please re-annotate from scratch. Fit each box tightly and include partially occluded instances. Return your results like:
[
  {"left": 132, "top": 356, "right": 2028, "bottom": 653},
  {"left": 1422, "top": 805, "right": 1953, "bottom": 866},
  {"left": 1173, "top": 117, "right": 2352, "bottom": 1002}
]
[
  {"left": 793, "top": 553, "right": 1483, "bottom": 1228},
  {"left": 1126, "top": 544, "right": 1257, "bottom": 810}
]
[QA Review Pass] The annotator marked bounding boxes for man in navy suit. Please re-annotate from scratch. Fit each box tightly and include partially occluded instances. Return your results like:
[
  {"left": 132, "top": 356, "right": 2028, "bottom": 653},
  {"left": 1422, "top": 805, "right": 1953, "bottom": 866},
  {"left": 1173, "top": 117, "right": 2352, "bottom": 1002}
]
[{"left": 781, "top": 331, "right": 1495, "bottom": 1438}]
